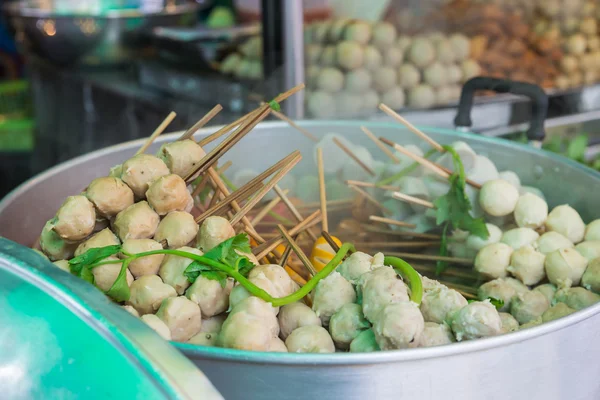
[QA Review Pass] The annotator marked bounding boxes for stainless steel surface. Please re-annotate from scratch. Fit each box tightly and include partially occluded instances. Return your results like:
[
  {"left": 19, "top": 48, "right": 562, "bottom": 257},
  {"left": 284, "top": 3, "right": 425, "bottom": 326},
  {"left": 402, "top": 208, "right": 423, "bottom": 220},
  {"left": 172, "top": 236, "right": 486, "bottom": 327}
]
[
  {"left": 282, "top": 0, "right": 304, "bottom": 119},
  {"left": 0, "top": 237, "right": 223, "bottom": 400},
  {"left": 4, "top": 1, "right": 203, "bottom": 65},
  {"left": 1, "top": 120, "right": 600, "bottom": 400}
]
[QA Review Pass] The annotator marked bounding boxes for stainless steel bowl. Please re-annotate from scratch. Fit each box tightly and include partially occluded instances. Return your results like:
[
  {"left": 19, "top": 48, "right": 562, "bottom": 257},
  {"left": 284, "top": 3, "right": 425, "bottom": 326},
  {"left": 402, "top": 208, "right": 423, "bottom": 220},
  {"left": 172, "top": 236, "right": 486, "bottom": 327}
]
[
  {"left": 4, "top": 0, "right": 205, "bottom": 65},
  {"left": 1, "top": 121, "right": 600, "bottom": 400}
]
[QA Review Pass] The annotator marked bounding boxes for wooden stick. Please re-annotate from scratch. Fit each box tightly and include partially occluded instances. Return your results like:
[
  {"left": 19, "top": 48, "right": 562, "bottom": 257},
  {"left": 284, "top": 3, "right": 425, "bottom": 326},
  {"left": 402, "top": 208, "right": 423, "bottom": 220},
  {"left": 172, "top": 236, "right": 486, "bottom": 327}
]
[
  {"left": 411, "top": 263, "right": 478, "bottom": 281},
  {"left": 195, "top": 179, "right": 265, "bottom": 223},
  {"left": 346, "top": 180, "right": 400, "bottom": 191},
  {"left": 296, "top": 198, "right": 353, "bottom": 210},
  {"left": 230, "top": 152, "right": 302, "bottom": 226},
  {"left": 361, "top": 126, "right": 400, "bottom": 163},
  {"left": 369, "top": 215, "right": 417, "bottom": 228},
  {"left": 274, "top": 185, "right": 318, "bottom": 241},
  {"left": 348, "top": 185, "right": 391, "bottom": 214},
  {"left": 285, "top": 265, "right": 308, "bottom": 287},
  {"left": 385, "top": 251, "right": 473, "bottom": 265},
  {"left": 316, "top": 148, "right": 328, "bottom": 232},
  {"left": 332, "top": 138, "right": 376, "bottom": 177},
  {"left": 380, "top": 138, "right": 450, "bottom": 179},
  {"left": 392, "top": 191, "right": 435, "bottom": 209},
  {"left": 362, "top": 225, "right": 441, "bottom": 239},
  {"left": 251, "top": 190, "right": 288, "bottom": 226},
  {"left": 253, "top": 211, "right": 322, "bottom": 259},
  {"left": 354, "top": 241, "right": 441, "bottom": 248},
  {"left": 379, "top": 103, "right": 444, "bottom": 152},
  {"left": 136, "top": 111, "right": 177, "bottom": 155},
  {"left": 277, "top": 224, "right": 318, "bottom": 276},
  {"left": 267, "top": 105, "right": 319, "bottom": 142},
  {"left": 178, "top": 104, "right": 223, "bottom": 141},
  {"left": 217, "top": 160, "right": 232, "bottom": 174}
]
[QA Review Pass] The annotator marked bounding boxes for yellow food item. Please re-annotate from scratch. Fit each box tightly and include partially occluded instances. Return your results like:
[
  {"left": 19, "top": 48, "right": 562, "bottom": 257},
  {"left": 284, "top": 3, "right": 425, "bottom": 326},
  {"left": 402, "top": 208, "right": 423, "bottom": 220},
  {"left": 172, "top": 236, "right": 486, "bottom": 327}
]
[{"left": 310, "top": 236, "right": 342, "bottom": 272}]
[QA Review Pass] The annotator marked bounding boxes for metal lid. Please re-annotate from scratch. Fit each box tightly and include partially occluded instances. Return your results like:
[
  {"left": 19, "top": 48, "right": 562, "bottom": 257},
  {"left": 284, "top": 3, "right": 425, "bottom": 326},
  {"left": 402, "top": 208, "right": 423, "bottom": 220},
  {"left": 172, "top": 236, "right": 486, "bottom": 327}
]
[{"left": 0, "top": 238, "right": 223, "bottom": 400}]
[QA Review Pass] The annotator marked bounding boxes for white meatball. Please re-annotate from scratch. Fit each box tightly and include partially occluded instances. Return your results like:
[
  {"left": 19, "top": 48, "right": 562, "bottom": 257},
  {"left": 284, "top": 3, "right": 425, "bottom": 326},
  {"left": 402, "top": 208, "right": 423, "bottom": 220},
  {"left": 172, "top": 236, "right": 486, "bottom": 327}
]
[
  {"left": 188, "top": 332, "right": 219, "bottom": 347},
  {"left": 141, "top": 314, "right": 172, "bottom": 340},
  {"left": 228, "top": 274, "right": 279, "bottom": 312},
  {"left": 466, "top": 223, "right": 502, "bottom": 254},
  {"left": 122, "top": 239, "right": 164, "bottom": 278},
  {"left": 158, "top": 246, "right": 202, "bottom": 294},
  {"left": 54, "top": 195, "right": 96, "bottom": 242},
  {"left": 381, "top": 87, "right": 406, "bottom": 109},
  {"left": 554, "top": 287, "right": 600, "bottom": 310},
  {"left": 477, "top": 278, "right": 525, "bottom": 312},
  {"left": 434, "top": 141, "right": 477, "bottom": 174},
  {"left": 449, "top": 34, "right": 470, "bottom": 61},
  {"left": 446, "top": 64, "right": 463, "bottom": 85},
  {"left": 362, "top": 90, "right": 380, "bottom": 111},
  {"left": 461, "top": 59, "right": 481, "bottom": 82},
  {"left": 121, "top": 154, "right": 170, "bottom": 199},
  {"left": 575, "top": 241, "right": 600, "bottom": 261},
  {"left": 285, "top": 325, "right": 335, "bottom": 353},
  {"left": 519, "top": 317, "right": 543, "bottom": 330},
  {"left": 407, "top": 38, "right": 435, "bottom": 67},
  {"left": 546, "top": 205, "right": 585, "bottom": 244},
  {"left": 127, "top": 275, "right": 177, "bottom": 315},
  {"left": 407, "top": 85, "right": 436, "bottom": 109},
  {"left": 499, "top": 312, "right": 520, "bottom": 333},
  {"left": 419, "top": 322, "right": 455, "bottom": 347},
  {"left": 156, "top": 296, "right": 202, "bottom": 342},
  {"left": 467, "top": 156, "right": 499, "bottom": 186},
  {"left": 582, "top": 258, "right": 600, "bottom": 294},
  {"left": 312, "top": 272, "right": 356, "bottom": 326},
  {"left": 39, "top": 220, "right": 77, "bottom": 261},
  {"left": 197, "top": 216, "right": 235, "bottom": 252},
  {"left": 121, "top": 305, "right": 139, "bottom": 317},
  {"left": 373, "top": 302, "right": 424, "bottom": 350},
  {"left": 146, "top": 174, "right": 192, "bottom": 216},
  {"left": 361, "top": 266, "right": 410, "bottom": 322},
  {"left": 229, "top": 296, "right": 279, "bottom": 337},
  {"left": 372, "top": 22, "right": 397, "bottom": 50},
  {"left": 268, "top": 337, "right": 288, "bottom": 352},
  {"left": 498, "top": 171, "right": 521, "bottom": 190},
  {"left": 423, "top": 62, "right": 447, "bottom": 88},
  {"left": 156, "top": 139, "right": 206, "bottom": 178},
  {"left": 344, "top": 68, "right": 372, "bottom": 94},
  {"left": 92, "top": 256, "right": 134, "bottom": 292},
  {"left": 75, "top": 228, "right": 119, "bottom": 257},
  {"left": 510, "top": 291, "right": 550, "bottom": 324},
  {"left": 349, "top": 328, "right": 380, "bottom": 352},
  {"left": 199, "top": 314, "right": 227, "bottom": 334},
  {"left": 451, "top": 300, "right": 502, "bottom": 341},
  {"left": 186, "top": 276, "right": 233, "bottom": 318},
  {"left": 113, "top": 201, "right": 160, "bottom": 241},
  {"left": 474, "top": 243, "right": 512, "bottom": 279},
  {"left": 278, "top": 302, "right": 322, "bottom": 340},
  {"left": 372, "top": 66, "right": 397, "bottom": 92},
  {"left": 479, "top": 179, "right": 520, "bottom": 217},
  {"left": 336, "top": 41, "right": 365, "bottom": 70},
  {"left": 86, "top": 177, "right": 134, "bottom": 218},
  {"left": 533, "top": 283, "right": 557, "bottom": 304},
  {"left": 420, "top": 288, "right": 468, "bottom": 324},
  {"left": 329, "top": 303, "right": 370, "bottom": 349},
  {"left": 316, "top": 67, "right": 344, "bottom": 93},
  {"left": 248, "top": 264, "right": 297, "bottom": 298},
  {"left": 545, "top": 248, "right": 589, "bottom": 286},
  {"left": 536, "top": 231, "right": 574, "bottom": 254},
  {"left": 519, "top": 186, "right": 546, "bottom": 201},
  {"left": 541, "top": 303, "right": 576, "bottom": 323},
  {"left": 507, "top": 245, "right": 546, "bottom": 285},
  {"left": 397, "top": 63, "right": 421, "bottom": 89},
  {"left": 585, "top": 220, "right": 600, "bottom": 241},
  {"left": 435, "top": 86, "right": 455, "bottom": 105},
  {"left": 220, "top": 312, "right": 272, "bottom": 351},
  {"left": 363, "top": 45, "right": 382, "bottom": 71},
  {"left": 513, "top": 193, "right": 548, "bottom": 229},
  {"left": 501, "top": 228, "right": 540, "bottom": 250},
  {"left": 154, "top": 211, "right": 198, "bottom": 249},
  {"left": 343, "top": 21, "right": 372, "bottom": 45},
  {"left": 337, "top": 251, "right": 382, "bottom": 284}
]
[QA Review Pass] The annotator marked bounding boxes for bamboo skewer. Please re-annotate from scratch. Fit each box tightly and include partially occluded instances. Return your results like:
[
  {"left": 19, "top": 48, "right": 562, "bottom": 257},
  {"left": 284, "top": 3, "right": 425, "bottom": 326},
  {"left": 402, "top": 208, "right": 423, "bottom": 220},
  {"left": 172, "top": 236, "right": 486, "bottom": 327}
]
[
  {"left": 136, "top": 111, "right": 177, "bottom": 155},
  {"left": 333, "top": 137, "right": 376, "bottom": 177},
  {"left": 178, "top": 104, "right": 223, "bottom": 142},
  {"left": 385, "top": 251, "right": 473, "bottom": 265},
  {"left": 273, "top": 185, "right": 318, "bottom": 241},
  {"left": 253, "top": 211, "right": 322, "bottom": 259},
  {"left": 379, "top": 103, "right": 444, "bottom": 152},
  {"left": 317, "top": 147, "right": 328, "bottom": 233},
  {"left": 369, "top": 215, "right": 417, "bottom": 228},
  {"left": 360, "top": 126, "right": 400, "bottom": 163},
  {"left": 296, "top": 198, "right": 354, "bottom": 210},
  {"left": 348, "top": 185, "right": 391, "bottom": 214},
  {"left": 392, "top": 191, "right": 435, "bottom": 209},
  {"left": 362, "top": 225, "right": 441, "bottom": 239},
  {"left": 354, "top": 241, "right": 441, "bottom": 248},
  {"left": 230, "top": 152, "right": 302, "bottom": 225},
  {"left": 251, "top": 190, "right": 288, "bottom": 226},
  {"left": 346, "top": 180, "right": 400, "bottom": 191},
  {"left": 267, "top": 105, "right": 319, "bottom": 142},
  {"left": 195, "top": 179, "right": 265, "bottom": 223},
  {"left": 380, "top": 138, "right": 450, "bottom": 179},
  {"left": 277, "top": 224, "right": 318, "bottom": 276}
]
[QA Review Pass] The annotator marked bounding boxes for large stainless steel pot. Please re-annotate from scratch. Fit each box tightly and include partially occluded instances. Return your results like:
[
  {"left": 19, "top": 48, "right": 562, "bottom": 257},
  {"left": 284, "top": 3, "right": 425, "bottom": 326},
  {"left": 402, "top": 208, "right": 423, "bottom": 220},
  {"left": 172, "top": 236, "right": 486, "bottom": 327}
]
[{"left": 1, "top": 121, "right": 600, "bottom": 400}]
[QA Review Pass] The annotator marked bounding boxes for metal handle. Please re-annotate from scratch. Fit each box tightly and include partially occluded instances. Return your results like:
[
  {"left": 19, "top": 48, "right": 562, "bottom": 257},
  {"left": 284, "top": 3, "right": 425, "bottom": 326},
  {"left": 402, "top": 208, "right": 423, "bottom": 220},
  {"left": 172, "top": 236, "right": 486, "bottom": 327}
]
[{"left": 454, "top": 77, "right": 548, "bottom": 142}]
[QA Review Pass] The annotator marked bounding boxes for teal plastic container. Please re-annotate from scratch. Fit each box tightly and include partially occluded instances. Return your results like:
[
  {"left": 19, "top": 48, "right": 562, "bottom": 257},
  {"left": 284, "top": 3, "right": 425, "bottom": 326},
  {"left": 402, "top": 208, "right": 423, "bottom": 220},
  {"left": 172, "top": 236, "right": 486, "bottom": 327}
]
[{"left": 0, "top": 238, "right": 223, "bottom": 400}]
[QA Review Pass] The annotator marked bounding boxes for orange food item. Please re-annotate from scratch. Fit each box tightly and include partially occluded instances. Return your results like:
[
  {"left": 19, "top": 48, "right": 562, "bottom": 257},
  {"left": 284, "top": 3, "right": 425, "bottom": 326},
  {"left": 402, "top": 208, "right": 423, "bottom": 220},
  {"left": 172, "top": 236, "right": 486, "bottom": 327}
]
[{"left": 309, "top": 235, "right": 342, "bottom": 272}]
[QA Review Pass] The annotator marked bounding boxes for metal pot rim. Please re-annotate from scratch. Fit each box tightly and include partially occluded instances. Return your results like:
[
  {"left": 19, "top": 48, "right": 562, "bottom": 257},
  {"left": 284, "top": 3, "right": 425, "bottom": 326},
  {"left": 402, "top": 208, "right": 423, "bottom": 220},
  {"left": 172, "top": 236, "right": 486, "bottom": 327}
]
[
  {"left": 3, "top": 2, "right": 202, "bottom": 19},
  {"left": 2, "top": 119, "right": 599, "bottom": 364}
]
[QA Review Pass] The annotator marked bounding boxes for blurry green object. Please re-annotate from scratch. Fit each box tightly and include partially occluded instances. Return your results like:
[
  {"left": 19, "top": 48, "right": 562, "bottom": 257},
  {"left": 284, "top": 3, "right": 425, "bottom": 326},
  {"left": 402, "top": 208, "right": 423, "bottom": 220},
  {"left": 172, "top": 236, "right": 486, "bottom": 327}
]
[
  {"left": 206, "top": 6, "right": 235, "bottom": 28},
  {"left": 0, "top": 80, "right": 34, "bottom": 151}
]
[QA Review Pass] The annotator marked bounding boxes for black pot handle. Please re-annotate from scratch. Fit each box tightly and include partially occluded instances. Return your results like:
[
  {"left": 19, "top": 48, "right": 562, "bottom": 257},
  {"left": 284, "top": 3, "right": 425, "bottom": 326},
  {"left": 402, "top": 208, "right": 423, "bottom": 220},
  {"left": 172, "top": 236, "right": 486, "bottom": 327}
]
[{"left": 454, "top": 77, "right": 548, "bottom": 142}]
